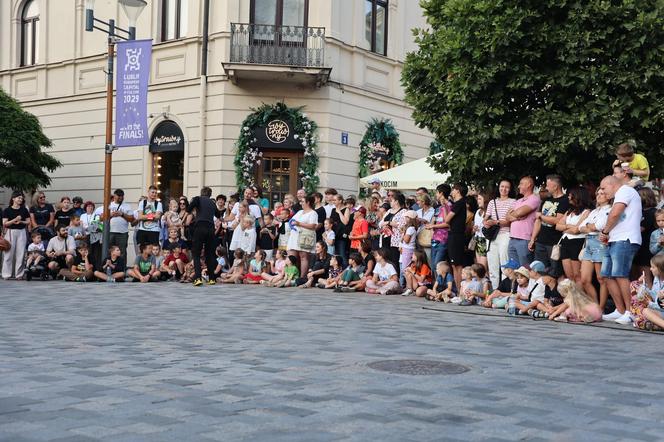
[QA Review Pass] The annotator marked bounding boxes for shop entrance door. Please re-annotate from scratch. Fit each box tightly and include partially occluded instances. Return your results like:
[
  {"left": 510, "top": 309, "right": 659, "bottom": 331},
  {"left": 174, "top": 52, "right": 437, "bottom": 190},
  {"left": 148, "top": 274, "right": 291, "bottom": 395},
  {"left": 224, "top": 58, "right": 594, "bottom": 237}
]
[{"left": 257, "top": 151, "right": 302, "bottom": 209}]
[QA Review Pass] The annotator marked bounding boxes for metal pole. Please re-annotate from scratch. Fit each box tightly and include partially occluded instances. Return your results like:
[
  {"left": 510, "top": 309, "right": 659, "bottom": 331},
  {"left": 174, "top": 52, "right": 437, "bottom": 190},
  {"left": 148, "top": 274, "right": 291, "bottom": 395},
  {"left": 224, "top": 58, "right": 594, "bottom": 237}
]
[{"left": 101, "top": 20, "right": 115, "bottom": 258}]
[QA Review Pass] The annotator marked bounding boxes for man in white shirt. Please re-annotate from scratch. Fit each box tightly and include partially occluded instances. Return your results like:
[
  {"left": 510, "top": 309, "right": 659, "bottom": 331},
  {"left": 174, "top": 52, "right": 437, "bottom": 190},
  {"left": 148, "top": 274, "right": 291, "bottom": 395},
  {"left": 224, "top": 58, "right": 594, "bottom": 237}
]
[
  {"left": 231, "top": 188, "right": 263, "bottom": 225},
  {"left": 324, "top": 188, "right": 338, "bottom": 218},
  {"left": 135, "top": 185, "right": 163, "bottom": 246},
  {"left": 108, "top": 189, "right": 134, "bottom": 259},
  {"left": 598, "top": 176, "right": 642, "bottom": 324},
  {"left": 46, "top": 224, "right": 76, "bottom": 275}
]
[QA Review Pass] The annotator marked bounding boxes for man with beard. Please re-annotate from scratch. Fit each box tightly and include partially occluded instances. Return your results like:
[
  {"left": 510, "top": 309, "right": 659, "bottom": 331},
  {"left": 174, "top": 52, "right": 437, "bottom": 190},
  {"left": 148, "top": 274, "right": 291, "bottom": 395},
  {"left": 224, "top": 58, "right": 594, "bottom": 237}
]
[{"left": 46, "top": 224, "right": 77, "bottom": 277}]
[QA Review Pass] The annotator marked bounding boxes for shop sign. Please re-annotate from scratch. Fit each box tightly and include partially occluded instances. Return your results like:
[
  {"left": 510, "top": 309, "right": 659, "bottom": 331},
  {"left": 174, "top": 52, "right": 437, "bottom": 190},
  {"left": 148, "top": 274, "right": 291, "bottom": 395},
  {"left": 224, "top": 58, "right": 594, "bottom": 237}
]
[
  {"left": 253, "top": 119, "right": 301, "bottom": 150},
  {"left": 149, "top": 120, "right": 185, "bottom": 153}
]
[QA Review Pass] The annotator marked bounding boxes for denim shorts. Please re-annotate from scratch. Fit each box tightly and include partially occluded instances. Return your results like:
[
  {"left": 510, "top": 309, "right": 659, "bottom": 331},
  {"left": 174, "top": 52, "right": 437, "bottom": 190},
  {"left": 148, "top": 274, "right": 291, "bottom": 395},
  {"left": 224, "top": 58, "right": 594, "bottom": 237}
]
[
  {"left": 600, "top": 240, "right": 640, "bottom": 279},
  {"left": 582, "top": 235, "right": 606, "bottom": 263}
]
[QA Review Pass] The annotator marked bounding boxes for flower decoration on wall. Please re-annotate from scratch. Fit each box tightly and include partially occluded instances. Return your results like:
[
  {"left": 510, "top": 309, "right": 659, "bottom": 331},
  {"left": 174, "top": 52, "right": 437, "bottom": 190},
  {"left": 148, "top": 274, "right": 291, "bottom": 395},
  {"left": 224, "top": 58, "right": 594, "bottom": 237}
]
[
  {"left": 359, "top": 118, "right": 404, "bottom": 180},
  {"left": 234, "top": 102, "right": 320, "bottom": 193}
]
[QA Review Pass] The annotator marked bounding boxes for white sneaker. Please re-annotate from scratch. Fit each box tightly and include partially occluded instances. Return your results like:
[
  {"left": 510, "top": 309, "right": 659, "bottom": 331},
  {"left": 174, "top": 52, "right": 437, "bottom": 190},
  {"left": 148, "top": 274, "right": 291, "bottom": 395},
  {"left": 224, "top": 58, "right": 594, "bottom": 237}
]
[
  {"left": 602, "top": 309, "right": 621, "bottom": 320},
  {"left": 401, "top": 289, "right": 413, "bottom": 297},
  {"left": 450, "top": 297, "right": 462, "bottom": 304},
  {"left": 615, "top": 311, "right": 633, "bottom": 325}
]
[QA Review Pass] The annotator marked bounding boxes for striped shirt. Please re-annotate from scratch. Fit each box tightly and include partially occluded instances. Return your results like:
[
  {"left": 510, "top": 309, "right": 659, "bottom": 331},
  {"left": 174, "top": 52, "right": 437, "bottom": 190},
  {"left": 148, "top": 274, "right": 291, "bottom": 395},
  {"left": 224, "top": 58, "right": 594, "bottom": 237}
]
[{"left": 487, "top": 198, "right": 515, "bottom": 233}]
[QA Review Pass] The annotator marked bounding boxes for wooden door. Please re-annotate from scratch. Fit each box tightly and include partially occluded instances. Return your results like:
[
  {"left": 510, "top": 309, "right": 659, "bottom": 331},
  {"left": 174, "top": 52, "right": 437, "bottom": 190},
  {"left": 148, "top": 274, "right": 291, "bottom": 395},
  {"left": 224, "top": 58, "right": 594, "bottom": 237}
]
[{"left": 257, "top": 151, "right": 302, "bottom": 209}]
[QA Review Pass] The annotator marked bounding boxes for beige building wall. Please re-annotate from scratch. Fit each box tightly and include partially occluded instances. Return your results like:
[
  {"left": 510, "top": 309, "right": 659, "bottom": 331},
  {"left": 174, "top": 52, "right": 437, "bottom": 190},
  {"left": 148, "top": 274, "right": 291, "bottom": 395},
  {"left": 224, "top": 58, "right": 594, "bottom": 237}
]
[{"left": 0, "top": 0, "right": 432, "bottom": 207}]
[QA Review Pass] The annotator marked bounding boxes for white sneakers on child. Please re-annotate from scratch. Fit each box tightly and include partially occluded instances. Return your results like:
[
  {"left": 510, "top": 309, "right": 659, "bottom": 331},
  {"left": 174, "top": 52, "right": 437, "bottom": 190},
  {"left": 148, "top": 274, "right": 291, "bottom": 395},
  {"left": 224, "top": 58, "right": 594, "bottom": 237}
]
[
  {"left": 401, "top": 289, "right": 413, "bottom": 297},
  {"left": 614, "top": 311, "right": 633, "bottom": 325},
  {"left": 602, "top": 310, "right": 621, "bottom": 321}
]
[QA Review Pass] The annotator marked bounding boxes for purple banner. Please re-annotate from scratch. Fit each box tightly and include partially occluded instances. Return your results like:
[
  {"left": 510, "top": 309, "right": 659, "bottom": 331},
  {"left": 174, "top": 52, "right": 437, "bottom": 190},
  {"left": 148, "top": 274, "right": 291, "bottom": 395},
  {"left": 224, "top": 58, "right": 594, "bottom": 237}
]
[{"left": 115, "top": 39, "right": 152, "bottom": 147}]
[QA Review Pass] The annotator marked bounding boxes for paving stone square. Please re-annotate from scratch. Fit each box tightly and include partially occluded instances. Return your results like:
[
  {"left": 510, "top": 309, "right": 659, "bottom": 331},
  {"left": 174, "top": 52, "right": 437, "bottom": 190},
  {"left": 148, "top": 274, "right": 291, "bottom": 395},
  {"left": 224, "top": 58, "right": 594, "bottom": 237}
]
[{"left": 0, "top": 281, "right": 663, "bottom": 441}]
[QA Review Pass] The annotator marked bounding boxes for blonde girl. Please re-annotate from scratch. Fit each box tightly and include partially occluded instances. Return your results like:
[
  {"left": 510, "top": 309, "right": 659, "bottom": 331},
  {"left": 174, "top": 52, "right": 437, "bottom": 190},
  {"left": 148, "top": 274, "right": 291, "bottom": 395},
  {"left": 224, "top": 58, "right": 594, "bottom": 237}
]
[
  {"left": 549, "top": 279, "right": 602, "bottom": 323},
  {"left": 218, "top": 249, "right": 246, "bottom": 284},
  {"left": 261, "top": 249, "right": 288, "bottom": 286}
]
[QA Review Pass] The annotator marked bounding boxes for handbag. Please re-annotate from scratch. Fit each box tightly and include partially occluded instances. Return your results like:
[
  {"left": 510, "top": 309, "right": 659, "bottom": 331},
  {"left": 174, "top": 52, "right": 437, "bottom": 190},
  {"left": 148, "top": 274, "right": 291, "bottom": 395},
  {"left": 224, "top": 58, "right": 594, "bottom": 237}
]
[
  {"left": 417, "top": 228, "right": 432, "bottom": 248},
  {"left": 297, "top": 228, "right": 316, "bottom": 250},
  {"left": 550, "top": 236, "right": 563, "bottom": 261},
  {"left": 578, "top": 238, "right": 587, "bottom": 261},
  {"left": 0, "top": 235, "right": 10, "bottom": 252},
  {"left": 468, "top": 236, "right": 477, "bottom": 252},
  {"left": 481, "top": 200, "right": 500, "bottom": 242}
]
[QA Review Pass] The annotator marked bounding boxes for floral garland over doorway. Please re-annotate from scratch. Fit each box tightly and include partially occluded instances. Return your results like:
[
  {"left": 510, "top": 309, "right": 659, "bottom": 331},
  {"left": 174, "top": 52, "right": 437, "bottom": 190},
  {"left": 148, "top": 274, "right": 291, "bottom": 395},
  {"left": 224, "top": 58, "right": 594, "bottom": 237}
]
[
  {"left": 234, "top": 102, "right": 320, "bottom": 193},
  {"left": 359, "top": 118, "right": 404, "bottom": 180}
]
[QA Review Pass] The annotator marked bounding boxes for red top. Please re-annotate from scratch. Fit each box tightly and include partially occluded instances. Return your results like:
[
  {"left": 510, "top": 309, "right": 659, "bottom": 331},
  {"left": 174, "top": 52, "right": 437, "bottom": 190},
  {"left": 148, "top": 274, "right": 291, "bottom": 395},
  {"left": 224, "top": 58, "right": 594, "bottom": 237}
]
[
  {"left": 164, "top": 252, "right": 189, "bottom": 265},
  {"left": 350, "top": 218, "right": 369, "bottom": 250}
]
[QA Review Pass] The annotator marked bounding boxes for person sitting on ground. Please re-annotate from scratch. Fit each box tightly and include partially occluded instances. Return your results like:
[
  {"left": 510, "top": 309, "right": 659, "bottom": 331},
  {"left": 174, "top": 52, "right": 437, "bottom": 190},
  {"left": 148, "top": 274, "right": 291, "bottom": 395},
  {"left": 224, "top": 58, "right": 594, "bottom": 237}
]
[
  {"left": 549, "top": 279, "right": 602, "bottom": 323},
  {"left": 649, "top": 209, "right": 664, "bottom": 257},
  {"left": 261, "top": 249, "right": 288, "bottom": 286},
  {"left": 230, "top": 215, "right": 257, "bottom": 255},
  {"left": 630, "top": 254, "right": 664, "bottom": 330},
  {"left": 316, "top": 255, "right": 344, "bottom": 289},
  {"left": 482, "top": 259, "right": 520, "bottom": 308},
  {"left": 347, "top": 240, "right": 376, "bottom": 293},
  {"left": 510, "top": 266, "right": 536, "bottom": 311},
  {"left": 514, "top": 260, "right": 547, "bottom": 314},
  {"left": 402, "top": 250, "right": 433, "bottom": 298},
  {"left": 527, "top": 267, "right": 564, "bottom": 318},
  {"left": 297, "top": 241, "right": 330, "bottom": 288},
  {"left": 127, "top": 243, "right": 161, "bottom": 283},
  {"left": 152, "top": 245, "right": 167, "bottom": 279},
  {"left": 244, "top": 250, "right": 267, "bottom": 284},
  {"left": 58, "top": 243, "right": 95, "bottom": 282},
  {"left": 213, "top": 246, "right": 229, "bottom": 278},
  {"left": 426, "top": 261, "right": 455, "bottom": 302},
  {"left": 275, "top": 255, "right": 300, "bottom": 288},
  {"left": 26, "top": 232, "right": 45, "bottom": 271},
  {"left": 457, "top": 264, "right": 487, "bottom": 306},
  {"left": 94, "top": 245, "right": 126, "bottom": 282},
  {"left": 335, "top": 252, "right": 365, "bottom": 292},
  {"left": 162, "top": 244, "right": 189, "bottom": 281},
  {"left": 46, "top": 224, "right": 77, "bottom": 278},
  {"left": 365, "top": 248, "right": 401, "bottom": 295},
  {"left": 218, "top": 249, "right": 246, "bottom": 284}
]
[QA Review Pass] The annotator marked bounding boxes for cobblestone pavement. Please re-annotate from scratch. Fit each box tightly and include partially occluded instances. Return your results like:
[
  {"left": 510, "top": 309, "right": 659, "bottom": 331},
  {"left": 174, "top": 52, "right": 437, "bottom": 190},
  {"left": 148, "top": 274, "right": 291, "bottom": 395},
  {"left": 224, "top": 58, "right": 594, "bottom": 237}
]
[{"left": 0, "top": 281, "right": 663, "bottom": 442}]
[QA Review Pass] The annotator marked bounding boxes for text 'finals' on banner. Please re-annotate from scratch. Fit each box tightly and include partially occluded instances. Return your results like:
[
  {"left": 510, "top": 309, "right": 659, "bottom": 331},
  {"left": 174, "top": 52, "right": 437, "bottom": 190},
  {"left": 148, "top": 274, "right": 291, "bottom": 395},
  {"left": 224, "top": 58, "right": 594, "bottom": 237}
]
[{"left": 115, "top": 39, "right": 152, "bottom": 148}]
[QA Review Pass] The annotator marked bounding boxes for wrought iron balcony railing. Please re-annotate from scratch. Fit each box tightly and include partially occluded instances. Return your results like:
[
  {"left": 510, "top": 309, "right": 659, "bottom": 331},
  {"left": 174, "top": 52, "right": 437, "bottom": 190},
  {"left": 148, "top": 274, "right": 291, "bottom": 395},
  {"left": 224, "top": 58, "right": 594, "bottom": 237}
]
[{"left": 229, "top": 23, "right": 326, "bottom": 68}]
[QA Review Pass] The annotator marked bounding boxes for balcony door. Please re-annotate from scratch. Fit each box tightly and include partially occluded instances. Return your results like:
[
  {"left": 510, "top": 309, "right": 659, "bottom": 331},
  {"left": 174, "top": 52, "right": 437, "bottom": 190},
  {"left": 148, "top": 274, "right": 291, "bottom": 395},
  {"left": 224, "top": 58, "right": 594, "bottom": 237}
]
[{"left": 250, "top": 0, "right": 309, "bottom": 47}]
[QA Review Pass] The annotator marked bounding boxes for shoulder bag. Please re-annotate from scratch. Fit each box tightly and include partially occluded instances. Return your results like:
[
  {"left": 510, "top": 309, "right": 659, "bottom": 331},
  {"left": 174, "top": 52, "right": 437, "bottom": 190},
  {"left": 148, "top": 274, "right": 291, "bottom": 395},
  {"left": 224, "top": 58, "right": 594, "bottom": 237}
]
[{"left": 481, "top": 200, "right": 500, "bottom": 242}]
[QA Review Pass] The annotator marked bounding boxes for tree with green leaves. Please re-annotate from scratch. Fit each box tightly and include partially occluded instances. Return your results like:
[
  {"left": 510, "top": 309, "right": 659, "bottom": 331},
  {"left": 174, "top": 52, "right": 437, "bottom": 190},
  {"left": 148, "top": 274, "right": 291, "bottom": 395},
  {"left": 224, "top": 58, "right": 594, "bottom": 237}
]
[
  {"left": 0, "top": 88, "right": 61, "bottom": 192},
  {"left": 403, "top": 0, "right": 664, "bottom": 187}
]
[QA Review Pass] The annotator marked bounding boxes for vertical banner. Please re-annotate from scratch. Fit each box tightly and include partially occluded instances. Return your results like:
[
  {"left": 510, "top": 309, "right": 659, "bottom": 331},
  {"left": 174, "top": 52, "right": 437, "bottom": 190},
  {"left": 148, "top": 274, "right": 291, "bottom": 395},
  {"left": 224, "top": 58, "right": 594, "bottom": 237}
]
[{"left": 115, "top": 39, "right": 152, "bottom": 147}]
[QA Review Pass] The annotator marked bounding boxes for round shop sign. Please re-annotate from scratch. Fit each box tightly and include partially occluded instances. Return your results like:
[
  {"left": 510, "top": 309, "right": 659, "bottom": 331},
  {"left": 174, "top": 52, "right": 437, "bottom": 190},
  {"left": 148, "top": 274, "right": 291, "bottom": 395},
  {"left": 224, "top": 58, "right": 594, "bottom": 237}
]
[{"left": 265, "top": 120, "right": 290, "bottom": 144}]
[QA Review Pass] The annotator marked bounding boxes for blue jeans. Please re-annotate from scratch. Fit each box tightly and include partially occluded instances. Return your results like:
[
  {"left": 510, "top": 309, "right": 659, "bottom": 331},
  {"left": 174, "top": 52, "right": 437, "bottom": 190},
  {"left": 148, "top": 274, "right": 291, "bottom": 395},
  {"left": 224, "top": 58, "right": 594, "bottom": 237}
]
[
  {"left": 601, "top": 240, "right": 640, "bottom": 278},
  {"left": 431, "top": 241, "right": 448, "bottom": 268},
  {"left": 508, "top": 238, "right": 532, "bottom": 267},
  {"left": 335, "top": 238, "right": 349, "bottom": 267}
]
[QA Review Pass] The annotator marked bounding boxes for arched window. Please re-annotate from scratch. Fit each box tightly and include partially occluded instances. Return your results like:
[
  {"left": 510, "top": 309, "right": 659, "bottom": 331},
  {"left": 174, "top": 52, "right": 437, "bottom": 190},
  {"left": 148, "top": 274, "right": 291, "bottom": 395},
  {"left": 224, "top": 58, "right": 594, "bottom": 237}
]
[
  {"left": 20, "top": 0, "right": 40, "bottom": 66},
  {"left": 161, "top": 0, "right": 188, "bottom": 41}
]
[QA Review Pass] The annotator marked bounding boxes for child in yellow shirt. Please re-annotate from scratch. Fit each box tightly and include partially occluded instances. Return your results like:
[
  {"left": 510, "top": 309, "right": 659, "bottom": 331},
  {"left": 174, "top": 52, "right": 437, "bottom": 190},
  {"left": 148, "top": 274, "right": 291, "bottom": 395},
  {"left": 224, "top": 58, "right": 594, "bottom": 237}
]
[{"left": 613, "top": 141, "right": 650, "bottom": 182}]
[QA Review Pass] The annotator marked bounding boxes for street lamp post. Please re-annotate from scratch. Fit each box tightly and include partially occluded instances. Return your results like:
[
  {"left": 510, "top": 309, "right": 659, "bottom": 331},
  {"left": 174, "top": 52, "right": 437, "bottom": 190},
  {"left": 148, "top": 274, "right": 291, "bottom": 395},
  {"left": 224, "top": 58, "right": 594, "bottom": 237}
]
[{"left": 84, "top": 0, "right": 147, "bottom": 257}]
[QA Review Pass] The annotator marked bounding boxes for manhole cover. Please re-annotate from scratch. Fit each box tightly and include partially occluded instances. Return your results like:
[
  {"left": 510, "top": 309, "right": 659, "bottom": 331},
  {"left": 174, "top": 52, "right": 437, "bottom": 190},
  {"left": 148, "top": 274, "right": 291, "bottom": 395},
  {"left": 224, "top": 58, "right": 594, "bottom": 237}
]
[{"left": 367, "top": 359, "right": 470, "bottom": 376}]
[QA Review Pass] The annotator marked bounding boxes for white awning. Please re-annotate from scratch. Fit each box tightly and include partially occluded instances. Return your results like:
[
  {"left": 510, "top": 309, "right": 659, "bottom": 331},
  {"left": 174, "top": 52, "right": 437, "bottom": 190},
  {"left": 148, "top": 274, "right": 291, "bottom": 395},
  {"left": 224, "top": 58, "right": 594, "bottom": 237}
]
[{"left": 359, "top": 154, "right": 449, "bottom": 190}]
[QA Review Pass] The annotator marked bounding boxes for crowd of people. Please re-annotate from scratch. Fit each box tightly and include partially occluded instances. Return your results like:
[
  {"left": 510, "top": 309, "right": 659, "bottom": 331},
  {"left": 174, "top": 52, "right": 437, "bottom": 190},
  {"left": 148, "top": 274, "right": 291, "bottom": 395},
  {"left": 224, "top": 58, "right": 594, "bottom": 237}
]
[{"left": 2, "top": 141, "right": 664, "bottom": 331}]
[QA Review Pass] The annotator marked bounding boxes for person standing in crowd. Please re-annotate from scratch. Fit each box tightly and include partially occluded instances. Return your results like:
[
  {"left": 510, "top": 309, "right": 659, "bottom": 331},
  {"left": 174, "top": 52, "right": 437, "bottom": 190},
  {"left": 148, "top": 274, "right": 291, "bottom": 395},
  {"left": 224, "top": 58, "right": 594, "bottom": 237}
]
[
  {"left": 365, "top": 196, "right": 380, "bottom": 250},
  {"left": 135, "top": 186, "right": 163, "bottom": 246},
  {"left": 253, "top": 186, "right": 270, "bottom": 215},
  {"left": 506, "top": 176, "right": 540, "bottom": 266},
  {"left": 108, "top": 189, "right": 134, "bottom": 259},
  {"left": 411, "top": 187, "right": 430, "bottom": 211},
  {"left": 598, "top": 176, "right": 642, "bottom": 324},
  {"left": 231, "top": 187, "right": 263, "bottom": 226},
  {"left": 29, "top": 191, "right": 55, "bottom": 242},
  {"left": 579, "top": 188, "right": 611, "bottom": 310},
  {"left": 313, "top": 192, "right": 327, "bottom": 242},
  {"left": 485, "top": 180, "right": 515, "bottom": 288},
  {"left": 634, "top": 187, "right": 658, "bottom": 286},
  {"left": 530, "top": 175, "right": 569, "bottom": 276},
  {"left": 386, "top": 192, "right": 407, "bottom": 274},
  {"left": 445, "top": 183, "right": 468, "bottom": 289},
  {"left": 292, "top": 188, "right": 306, "bottom": 213},
  {"left": 368, "top": 177, "right": 387, "bottom": 201},
  {"left": 555, "top": 186, "right": 592, "bottom": 284},
  {"left": 323, "top": 188, "right": 338, "bottom": 218},
  {"left": 331, "top": 193, "right": 351, "bottom": 264},
  {"left": 416, "top": 193, "right": 435, "bottom": 265},
  {"left": 72, "top": 196, "right": 84, "bottom": 216},
  {"left": 2, "top": 191, "right": 30, "bottom": 280},
  {"left": 287, "top": 195, "right": 319, "bottom": 276},
  {"left": 349, "top": 206, "right": 369, "bottom": 255},
  {"left": 426, "top": 184, "right": 451, "bottom": 269},
  {"left": 54, "top": 196, "right": 74, "bottom": 227},
  {"left": 186, "top": 187, "right": 221, "bottom": 287}
]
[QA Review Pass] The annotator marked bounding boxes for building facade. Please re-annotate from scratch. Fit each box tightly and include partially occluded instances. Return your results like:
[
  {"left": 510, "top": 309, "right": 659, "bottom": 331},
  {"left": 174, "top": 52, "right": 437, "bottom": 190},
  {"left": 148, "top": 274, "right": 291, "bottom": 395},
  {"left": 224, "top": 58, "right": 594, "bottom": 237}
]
[{"left": 0, "top": 0, "right": 433, "bottom": 206}]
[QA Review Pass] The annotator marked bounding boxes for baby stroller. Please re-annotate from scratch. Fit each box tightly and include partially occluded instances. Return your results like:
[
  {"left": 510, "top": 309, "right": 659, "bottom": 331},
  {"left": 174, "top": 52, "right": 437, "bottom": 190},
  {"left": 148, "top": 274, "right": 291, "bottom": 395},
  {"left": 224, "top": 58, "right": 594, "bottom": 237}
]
[{"left": 25, "top": 264, "right": 49, "bottom": 281}]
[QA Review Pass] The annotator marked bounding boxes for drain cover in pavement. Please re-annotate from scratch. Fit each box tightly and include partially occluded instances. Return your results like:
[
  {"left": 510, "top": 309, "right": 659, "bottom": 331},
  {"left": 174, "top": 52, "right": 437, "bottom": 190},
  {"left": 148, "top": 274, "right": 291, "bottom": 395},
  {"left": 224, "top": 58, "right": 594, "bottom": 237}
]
[{"left": 367, "top": 359, "right": 470, "bottom": 376}]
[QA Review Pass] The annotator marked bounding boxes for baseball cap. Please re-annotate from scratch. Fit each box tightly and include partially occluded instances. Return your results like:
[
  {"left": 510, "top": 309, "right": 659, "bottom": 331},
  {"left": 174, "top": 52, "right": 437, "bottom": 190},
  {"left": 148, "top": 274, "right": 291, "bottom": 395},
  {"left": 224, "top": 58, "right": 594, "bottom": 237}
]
[
  {"left": 368, "top": 177, "right": 381, "bottom": 185},
  {"left": 542, "top": 267, "right": 558, "bottom": 278},
  {"left": 500, "top": 258, "right": 520, "bottom": 270},
  {"left": 529, "top": 260, "right": 546, "bottom": 273},
  {"left": 356, "top": 207, "right": 367, "bottom": 216}
]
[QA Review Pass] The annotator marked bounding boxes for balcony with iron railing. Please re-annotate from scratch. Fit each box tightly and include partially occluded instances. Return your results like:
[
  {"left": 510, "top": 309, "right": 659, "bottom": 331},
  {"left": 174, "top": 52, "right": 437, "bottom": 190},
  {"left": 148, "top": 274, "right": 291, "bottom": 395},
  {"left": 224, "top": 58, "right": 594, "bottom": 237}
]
[{"left": 223, "top": 23, "right": 331, "bottom": 87}]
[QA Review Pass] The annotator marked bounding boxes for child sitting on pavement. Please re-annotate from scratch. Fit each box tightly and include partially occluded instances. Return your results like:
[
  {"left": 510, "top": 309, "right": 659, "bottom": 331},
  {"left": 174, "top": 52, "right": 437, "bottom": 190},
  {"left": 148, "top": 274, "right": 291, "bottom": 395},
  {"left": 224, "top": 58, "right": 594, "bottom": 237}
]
[
  {"left": 127, "top": 243, "right": 161, "bottom": 283},
  {"left": 94, "top": 245, "right": 126, "bottom": 282},
  {"left": 549, "top": 279, "right": 602, "bottom": 323},
  {"left": 26, "top": 232, "right": 45, "bottom": 271},
  {"left": 483, "top": 259, "right": 519, "bottom": 308},
  {"left": 275, "top": 255, "right": 299, "bottom": 287},
  {"left": 402, "top": 250, "right": 432, "bottom": 297},
  {"left": 261, "top": 249, "right": 288, "bottom": 286},
  {"left": 455, "top": 266, "right": 483, "bottom": 305},
  {"left": 335, "top": 253, "right": 365, "bottom": 292},
  {"left": 213, "top": 246, "right": 229, "bottom": 278},
  {"left": 162, "top": 244, "right": 189, "bottom": 281},
  {"left": 58, "top": 243, "right": 94, "bottom": 282},
  {"left": 244, "top": 250, "right": 267, "bottom": 284},
  {"left": 426, "top": 260, "right": 455, "bottom": 302},
  {"left": 218, "top": 249, "right": 246, "bottom": 284},
  {"left": 515, "top": 260, "right": 547, "bottom": 314},
  {"left": 527, "top": 267, "right": 564, "bottom": 318},
  {"left": 317, "top": 255, "right": 344, "bottom": 289}
]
